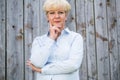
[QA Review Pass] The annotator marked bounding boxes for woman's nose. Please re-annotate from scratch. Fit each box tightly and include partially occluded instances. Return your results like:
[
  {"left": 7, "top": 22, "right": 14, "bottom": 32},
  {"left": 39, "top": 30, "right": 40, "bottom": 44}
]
[{"left": 54, "top": 13, "right": 60, "bottom": 18}]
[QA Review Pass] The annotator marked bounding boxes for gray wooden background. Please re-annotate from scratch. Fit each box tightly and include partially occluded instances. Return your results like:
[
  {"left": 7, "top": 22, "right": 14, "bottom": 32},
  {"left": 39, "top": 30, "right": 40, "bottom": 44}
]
[{"left": 0, "top": 0, "right": 120, "bottom": 80}]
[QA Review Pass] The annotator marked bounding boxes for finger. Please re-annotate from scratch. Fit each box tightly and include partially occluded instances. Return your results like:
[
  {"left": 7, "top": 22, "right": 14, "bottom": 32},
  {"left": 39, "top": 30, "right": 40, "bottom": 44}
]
[
  {"left": 26, "top": 60, "right": 31, "bottom": 64},
  {"left": 54, "top": 27, "right": 61, "bottom": 33},
  {"left": 26, "top": 60, "right": 32, "bottom": 66},
  {"left": 26, "top": 62, "right": 31, "bottom": 66}
]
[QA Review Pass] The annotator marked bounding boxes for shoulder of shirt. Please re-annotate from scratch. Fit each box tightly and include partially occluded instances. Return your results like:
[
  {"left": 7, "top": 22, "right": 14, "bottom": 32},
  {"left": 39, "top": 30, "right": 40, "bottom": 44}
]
[
  {"left": 66, "top": 28, "right": 83, "bottom": 39},
  {"left": 33, "top": 34, "right": 47, "bottom": 41}
]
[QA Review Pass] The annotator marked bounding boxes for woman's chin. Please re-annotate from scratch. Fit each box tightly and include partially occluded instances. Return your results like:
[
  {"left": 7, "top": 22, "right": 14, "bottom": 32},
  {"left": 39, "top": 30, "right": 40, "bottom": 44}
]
[{"left": 53, "top": 23, "right": 63, "bottom": 27}]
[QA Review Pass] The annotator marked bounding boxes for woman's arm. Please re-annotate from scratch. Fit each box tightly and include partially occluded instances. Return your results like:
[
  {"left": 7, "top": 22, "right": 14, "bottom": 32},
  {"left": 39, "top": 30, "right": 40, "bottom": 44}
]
[
  {"left": 30, "top": 36, "right": 55, "bottom": 68},
  {"left": 41, "top": 35, "right": 83, "bottom": 74},
  {"left": 26, "top": 60, "right": 41, "bottom": 72}
]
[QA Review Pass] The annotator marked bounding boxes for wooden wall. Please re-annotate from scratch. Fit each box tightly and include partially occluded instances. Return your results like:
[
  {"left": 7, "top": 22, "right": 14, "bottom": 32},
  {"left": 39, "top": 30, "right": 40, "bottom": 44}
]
[{"left": 0, "top": 0, "right": 120, "bottom": 80}]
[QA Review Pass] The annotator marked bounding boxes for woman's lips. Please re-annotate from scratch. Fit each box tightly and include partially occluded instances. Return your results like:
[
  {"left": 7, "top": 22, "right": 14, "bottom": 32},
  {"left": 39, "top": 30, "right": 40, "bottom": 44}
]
[{"left": 54, "top": 21, "right": 60, "bottom": 23}]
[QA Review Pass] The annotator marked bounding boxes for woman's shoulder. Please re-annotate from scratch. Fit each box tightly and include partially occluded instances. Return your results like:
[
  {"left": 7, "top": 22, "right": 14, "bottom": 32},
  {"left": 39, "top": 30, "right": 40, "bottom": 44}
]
[
  {"left": 33, "top": 34, "right": 47, "bottom": 41},
  {"left": 70, "top": 30, "right": 83, "bottom": 39},
  {"left": 64, "top": 27, "right": 83, "bottom": 40}
]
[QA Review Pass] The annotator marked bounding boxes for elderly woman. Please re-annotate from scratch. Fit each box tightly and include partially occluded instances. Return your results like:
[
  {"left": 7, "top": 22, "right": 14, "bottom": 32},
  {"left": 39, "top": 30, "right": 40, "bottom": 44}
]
[{"left": 27, "top": 0, "right": 83, "bottom": 80}]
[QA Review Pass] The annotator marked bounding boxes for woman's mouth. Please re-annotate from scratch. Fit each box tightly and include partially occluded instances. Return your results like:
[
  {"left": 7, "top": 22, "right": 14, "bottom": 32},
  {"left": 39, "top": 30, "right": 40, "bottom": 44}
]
[{"left": 54, "top": 21, "right": 61, "bottom": 23}]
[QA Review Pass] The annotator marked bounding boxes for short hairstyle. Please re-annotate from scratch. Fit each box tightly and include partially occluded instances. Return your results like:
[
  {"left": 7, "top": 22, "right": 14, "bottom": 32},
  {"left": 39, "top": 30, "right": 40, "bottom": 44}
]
[{"left": 43, "top": 0, "right": 71, "bottom": 14}]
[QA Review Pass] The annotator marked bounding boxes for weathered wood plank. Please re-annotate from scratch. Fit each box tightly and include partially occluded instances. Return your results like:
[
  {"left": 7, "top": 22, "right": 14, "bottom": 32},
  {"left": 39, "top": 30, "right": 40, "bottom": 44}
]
[
  {"left": 0, "top": 0, "right": 5, "bottom": 80},
  {"left": 6, "top": 0, "right": 24, "bottom": 80},
  {"left": 76, "top": 0, "right": 87, "bottom": 80},
  {"left": 116, "top": 0, "right": 120, "bottom": 79},
  {"left": 24, "top": 0, "right": 40, "bottom": 80},
  {"left": 106, "top": 0, "right": 119, "bottom": 80},
  {"left": 39, "top": 0, "right": 48, "bottom": 35},
  {"left": 85, "top": 0, "right": 97, "bottom": 80},
  {"left": 66, "top": 0, "right": 76, "bottom": 31},
  {"left": 94, "top": 0, "right": 110, "bottom": 80}
]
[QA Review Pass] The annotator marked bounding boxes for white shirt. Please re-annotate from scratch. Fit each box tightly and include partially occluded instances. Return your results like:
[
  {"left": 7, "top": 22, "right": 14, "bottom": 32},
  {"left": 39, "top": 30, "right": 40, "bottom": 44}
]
[{"left": 30, "top": 28, "right": 83, "bottom": 80}]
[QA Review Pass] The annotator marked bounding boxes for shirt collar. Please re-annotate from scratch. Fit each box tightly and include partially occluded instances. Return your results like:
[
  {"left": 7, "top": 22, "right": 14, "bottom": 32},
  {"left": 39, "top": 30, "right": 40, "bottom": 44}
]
[
  {"left": 47, "top": 27, "right": 70, "bottom": 37},
  {"left": 64, "top": 27, "right": 71, "bottom": 34}
]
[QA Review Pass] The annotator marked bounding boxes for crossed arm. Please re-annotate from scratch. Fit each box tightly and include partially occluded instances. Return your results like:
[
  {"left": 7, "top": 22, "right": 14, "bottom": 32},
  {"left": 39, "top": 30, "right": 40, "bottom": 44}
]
[
  {"left": 27, "top": 34, "right": 83, "bottom": 75},
  {"left": 27, "top": 60, "right": 42, "bottom": 72}
]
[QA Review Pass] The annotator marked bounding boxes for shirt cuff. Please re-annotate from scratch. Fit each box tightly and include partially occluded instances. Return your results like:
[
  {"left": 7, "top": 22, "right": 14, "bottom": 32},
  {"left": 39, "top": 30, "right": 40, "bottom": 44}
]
[{"left": 41, "top": 65, "right": 49, "bottom": 74}]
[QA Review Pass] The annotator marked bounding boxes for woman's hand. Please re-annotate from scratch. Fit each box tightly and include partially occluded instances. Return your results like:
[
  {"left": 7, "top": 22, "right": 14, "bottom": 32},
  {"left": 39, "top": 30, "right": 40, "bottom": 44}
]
[
  {"left": 26, "top": 60, "right": 42, "bottom": 73},
  {"left": 49, "top": 23, "right": 61, "bottom": 40}
]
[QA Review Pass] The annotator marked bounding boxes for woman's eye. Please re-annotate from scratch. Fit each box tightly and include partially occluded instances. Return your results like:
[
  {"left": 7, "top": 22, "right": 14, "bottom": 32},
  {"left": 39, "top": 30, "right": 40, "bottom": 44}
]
[
  {"left": 49, "top": 12, "right": 55, "bottom": 14},
  {"left": 58, "top": 12, "right": 64, "bottom": 14}
]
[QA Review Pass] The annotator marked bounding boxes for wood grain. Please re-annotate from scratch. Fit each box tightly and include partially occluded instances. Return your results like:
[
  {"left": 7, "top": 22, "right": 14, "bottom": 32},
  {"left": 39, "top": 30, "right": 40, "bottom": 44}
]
[
  {"left": 94, "top": 0, "right": 110, "bottom": 80},
  {"left": 76, "top": 0, "right": 87, "bottom": 80},
  {"left": 24, "top": 0, "right": 40, "bottom": 80},
  {"left": 6, "top": 0, "right": 24, "bottom": 80},
  {"left": 115, "top": 0, "right": 120, "bottom": 79},
  {"left": 107, "top": 0, "right": 119, "bottom": 80},
  {"left": 0, "top": 0, "right": 5, "bottom": 80},
  {"left": 85, "top": 0, "right": 97, "bottom": 80}
]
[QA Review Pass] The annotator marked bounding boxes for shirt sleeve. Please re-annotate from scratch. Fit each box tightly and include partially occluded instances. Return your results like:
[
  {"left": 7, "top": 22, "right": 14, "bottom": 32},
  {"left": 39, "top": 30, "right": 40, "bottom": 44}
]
[
  {"left": 41, "top": 34, "right": 83, "bottom": 74},
  {"left": 30, "top": 36, "right": 55, "bottom": 68}
]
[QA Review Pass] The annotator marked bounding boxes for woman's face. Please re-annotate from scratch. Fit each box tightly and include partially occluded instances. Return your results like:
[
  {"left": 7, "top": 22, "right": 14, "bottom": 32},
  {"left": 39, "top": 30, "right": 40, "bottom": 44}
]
[{"left": 47, "top": 9, "right": 67, "bottom": 31}]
